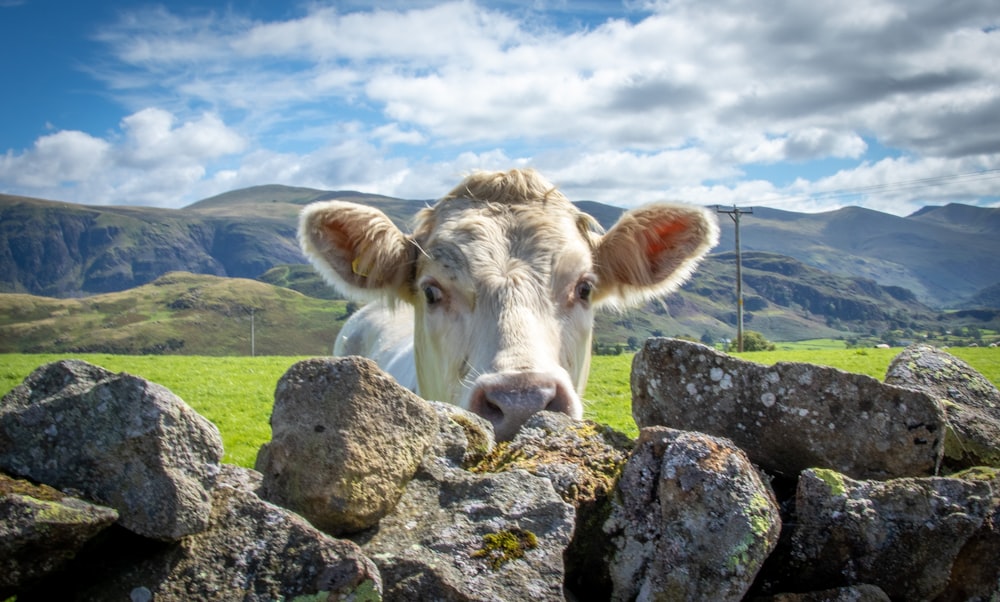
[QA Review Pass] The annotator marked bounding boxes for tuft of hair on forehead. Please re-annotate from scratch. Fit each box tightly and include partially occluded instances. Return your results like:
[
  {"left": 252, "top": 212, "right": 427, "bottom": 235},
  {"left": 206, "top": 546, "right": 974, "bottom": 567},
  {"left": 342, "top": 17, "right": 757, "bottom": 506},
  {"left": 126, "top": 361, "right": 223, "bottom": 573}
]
[
  {"left": 413, "top": 168, "right": 603, "bottom": 244},
  {"left": 445, "top": 168, "right": 566, "bottom": 206}
]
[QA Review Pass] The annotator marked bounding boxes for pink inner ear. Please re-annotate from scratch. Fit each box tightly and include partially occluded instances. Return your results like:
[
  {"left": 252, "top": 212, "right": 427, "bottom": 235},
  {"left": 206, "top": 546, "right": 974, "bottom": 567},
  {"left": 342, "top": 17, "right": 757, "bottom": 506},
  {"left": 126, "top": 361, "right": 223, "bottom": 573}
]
[{"left": 645, "top": 219, "right": 687, "bottom": 259}]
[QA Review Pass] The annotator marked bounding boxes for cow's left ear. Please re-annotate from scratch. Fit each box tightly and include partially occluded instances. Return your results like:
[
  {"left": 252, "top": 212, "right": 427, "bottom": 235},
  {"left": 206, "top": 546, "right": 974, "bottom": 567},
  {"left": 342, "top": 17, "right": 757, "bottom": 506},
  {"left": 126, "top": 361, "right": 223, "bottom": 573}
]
[
  {"left": 592, "top": 203, "right": 719, "bottom": 308},
  {"left": 298, "top": 201, "right": 417, "bottom": 303}
]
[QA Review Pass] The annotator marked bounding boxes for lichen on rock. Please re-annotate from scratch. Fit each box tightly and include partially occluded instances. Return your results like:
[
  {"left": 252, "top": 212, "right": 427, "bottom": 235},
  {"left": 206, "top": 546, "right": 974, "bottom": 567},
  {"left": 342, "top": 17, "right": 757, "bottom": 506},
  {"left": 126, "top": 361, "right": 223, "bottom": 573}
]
[{"left": 472, "top": 528, "right": 539, "bottom": 570}]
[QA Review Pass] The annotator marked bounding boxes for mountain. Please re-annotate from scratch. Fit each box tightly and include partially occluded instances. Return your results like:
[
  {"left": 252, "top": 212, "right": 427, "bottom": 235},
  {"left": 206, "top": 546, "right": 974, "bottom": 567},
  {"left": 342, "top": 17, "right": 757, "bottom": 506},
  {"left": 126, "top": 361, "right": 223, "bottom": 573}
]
[
  {"left": 186, "top": 184, "right": 427, "bottom": 224},
  {"left": 960, "top": 282, "right": 1000, "bottom": 310},
  {"left": 4, "top": 254, "right": 990, "bottom": 355},
  {"left": 0, "top": 187, "right": 425, "bottom": 298},
  {"left": 908, "top": 202, "right": 1000, "bottom": 235},
  {"left": 0, "top": 192, "right": 294, "bottom": 296},
  {"left": 2, "top": 186, "right": 998, "bottom": 309},
  {"left": 0, "top": 271, "right": 347, "bottom": 356},
  {"left": 254, "top": 251, "right": 946, "bottom": 345},
  {"left": 710, "top": 204, "right": 1000, "bottom": 308}
]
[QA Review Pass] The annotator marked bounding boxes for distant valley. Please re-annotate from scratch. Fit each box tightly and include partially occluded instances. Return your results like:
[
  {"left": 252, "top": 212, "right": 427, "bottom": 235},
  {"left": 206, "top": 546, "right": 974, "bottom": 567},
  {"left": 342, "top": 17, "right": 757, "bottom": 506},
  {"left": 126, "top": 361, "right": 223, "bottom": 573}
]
[{"left": 1, "top": 185, "right": 998, "bottom": 352}]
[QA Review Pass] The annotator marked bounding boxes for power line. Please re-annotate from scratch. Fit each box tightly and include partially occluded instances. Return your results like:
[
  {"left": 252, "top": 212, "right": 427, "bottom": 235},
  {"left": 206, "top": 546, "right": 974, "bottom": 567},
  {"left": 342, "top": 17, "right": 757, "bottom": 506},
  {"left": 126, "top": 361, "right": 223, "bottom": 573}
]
[
  {"left": 717, "top": 205, "right": 753, "bottom": 353},
  {"left": 754, "top": 167, "right": 1000, "bottom": 207}
]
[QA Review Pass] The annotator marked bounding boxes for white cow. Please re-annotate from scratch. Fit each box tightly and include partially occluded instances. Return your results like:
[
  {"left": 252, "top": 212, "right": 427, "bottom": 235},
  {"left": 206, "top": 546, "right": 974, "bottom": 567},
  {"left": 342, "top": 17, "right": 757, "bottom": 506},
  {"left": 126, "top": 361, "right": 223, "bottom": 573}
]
[{"left": 299, "top": 169, "right": 719, "bottom": 439}]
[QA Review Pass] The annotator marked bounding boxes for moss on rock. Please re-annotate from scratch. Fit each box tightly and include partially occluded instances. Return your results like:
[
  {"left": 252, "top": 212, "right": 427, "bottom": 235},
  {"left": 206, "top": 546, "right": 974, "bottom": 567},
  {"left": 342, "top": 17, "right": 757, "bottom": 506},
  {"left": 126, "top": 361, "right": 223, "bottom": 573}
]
[{"left": 472, "top": 528, "right": 539, "bottom": 570}]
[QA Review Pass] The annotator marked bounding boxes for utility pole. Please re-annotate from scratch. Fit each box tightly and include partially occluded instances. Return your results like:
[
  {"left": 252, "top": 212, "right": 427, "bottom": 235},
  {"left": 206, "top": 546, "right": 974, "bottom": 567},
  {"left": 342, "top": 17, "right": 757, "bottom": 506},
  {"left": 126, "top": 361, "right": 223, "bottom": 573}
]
[
  {"left": 717, "top": 205, "right": 753, "bottom": 352},
  {"left": 250, "top": 308, "right": 256, "bottom": 357}
]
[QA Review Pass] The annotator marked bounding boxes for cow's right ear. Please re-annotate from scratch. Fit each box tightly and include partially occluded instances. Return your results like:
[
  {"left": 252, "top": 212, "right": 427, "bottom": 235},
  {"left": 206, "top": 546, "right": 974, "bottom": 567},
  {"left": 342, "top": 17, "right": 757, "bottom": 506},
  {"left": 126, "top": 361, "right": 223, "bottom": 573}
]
[{"left": 298, "top": 201, "right": 417, "bottom": 303}]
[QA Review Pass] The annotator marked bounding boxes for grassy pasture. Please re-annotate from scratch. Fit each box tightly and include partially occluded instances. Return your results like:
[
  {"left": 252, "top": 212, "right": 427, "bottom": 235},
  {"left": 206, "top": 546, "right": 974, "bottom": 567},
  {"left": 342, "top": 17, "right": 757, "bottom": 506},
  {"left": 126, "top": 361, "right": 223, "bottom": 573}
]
[
  {"left": 2, "top": 345, "right": 998, "bottom": 467},
  {"left": 0, "top": 354, "right": 307, "bottom": 467}
]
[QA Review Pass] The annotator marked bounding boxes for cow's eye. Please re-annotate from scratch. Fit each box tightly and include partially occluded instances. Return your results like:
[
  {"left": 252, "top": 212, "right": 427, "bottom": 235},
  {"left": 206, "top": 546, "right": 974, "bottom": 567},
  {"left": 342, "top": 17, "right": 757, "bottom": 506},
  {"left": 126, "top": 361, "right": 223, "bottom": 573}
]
[
  {"left": 575, "top": 279, "right": 594, "bottom": 303},
  {"left": 423, "top": 284, "right": 444, "bottom": 305}
]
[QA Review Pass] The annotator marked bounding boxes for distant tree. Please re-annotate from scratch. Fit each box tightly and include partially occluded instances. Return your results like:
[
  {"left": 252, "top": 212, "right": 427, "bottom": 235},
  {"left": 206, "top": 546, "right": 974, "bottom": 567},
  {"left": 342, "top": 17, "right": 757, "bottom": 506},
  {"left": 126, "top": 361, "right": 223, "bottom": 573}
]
[
  {"left": 627, "top": 336, "right": 640, "bottom": 351},
  {"left": 344, "top": 301, "right": 359, "bottom": 319},
  {"left": 700, "top": 332, "right": 715, "bottom": 346},
  {"left": 737, "top": 330, "right": 775, "bottom": 352}
]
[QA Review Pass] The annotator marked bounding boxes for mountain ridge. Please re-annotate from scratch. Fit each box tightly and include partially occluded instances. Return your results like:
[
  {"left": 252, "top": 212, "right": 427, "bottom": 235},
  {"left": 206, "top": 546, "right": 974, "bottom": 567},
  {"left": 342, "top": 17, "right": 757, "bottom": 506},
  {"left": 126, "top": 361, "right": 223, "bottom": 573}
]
[{"left": 2, "top": 186, "right": 998, "bottom": 308}]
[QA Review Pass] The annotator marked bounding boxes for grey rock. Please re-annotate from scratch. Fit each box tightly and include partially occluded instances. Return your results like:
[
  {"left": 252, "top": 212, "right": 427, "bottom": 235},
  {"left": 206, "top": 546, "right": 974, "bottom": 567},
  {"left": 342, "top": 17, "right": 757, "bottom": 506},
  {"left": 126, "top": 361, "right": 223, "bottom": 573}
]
[
  {"left": 425, "top": 399, "right": 495, "bottom": 468},
  {"left": 605, "top": 426, "right": 781, "bottom": 602},
  {"left": 885, "top": 344, "right": 1000, "bottom": 469},
  {"left": 781, "top": 467, "right": 998, "bottom": 600},
  {"left": 0, "top": 473, "right": 118, "bottom": 593},
  {"left": 470, "top": 411, "right": 632, "bottom": 598},
  {"left": 0, "top": 360, "right": 223, "bottom": 540},
  {"left": 937, "top": 466, "right": 1000, "bottom": 602},
  {"left": 632, "top": 338, "right": 946, "bottom": 479},
  {"left": 361, "top": 448, "right": 575, "bottom": 601},
  {"left": 256, "top": 356, "right": 439, "bottom": 535},
  {"left": 214, "top": 462, "right": 263, "bottom": 494},
  {"left": 754, "top": 584, "right": 891, "bottom": 601},
  {"left": 19, "top": 479, "right": 382, "bottom": 601}
]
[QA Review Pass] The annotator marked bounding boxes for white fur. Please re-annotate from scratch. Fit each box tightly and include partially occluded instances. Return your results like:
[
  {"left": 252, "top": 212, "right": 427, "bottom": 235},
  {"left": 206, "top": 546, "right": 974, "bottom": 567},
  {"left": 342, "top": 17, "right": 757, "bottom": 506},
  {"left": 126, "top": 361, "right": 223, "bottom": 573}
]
[{"left": 300, "top": 169, "right": 718, "bottom": 439}]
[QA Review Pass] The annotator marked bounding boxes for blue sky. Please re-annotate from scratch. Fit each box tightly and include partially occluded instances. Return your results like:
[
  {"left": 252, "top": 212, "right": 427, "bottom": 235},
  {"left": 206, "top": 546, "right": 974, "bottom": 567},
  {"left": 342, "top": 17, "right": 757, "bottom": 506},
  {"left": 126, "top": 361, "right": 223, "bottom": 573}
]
[{"left": 1, "top": 0, "right": 999, "bottom": 214}]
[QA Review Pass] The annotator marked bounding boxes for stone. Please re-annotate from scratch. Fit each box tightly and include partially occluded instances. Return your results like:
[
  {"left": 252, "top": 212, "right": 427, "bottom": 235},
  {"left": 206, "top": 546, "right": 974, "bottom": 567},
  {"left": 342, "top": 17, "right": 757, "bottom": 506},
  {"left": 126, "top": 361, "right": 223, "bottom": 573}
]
[
  {"left": 360, "top": 444, "right": 575, "bottom": 601},
  {"left": 213, "top": 462, "right": 263, "bottom": 494},
  {"left": 605, "top": 426, "right": 782, "bottom": 602},
  {"left": 256, "top": 356, "right": 439, "bottom": 535},
  {"left": 425, "top": 399, "right": 495, "bottom": 469},
  {"left": 17, "top": 475, "right": 383, "bottom": 601},
  {"left": 0, "top": 360, "right": 223, "bottom": 540},
  {"left": 631, "top": 338, "right": 946, "bottom": 479},
  {"left": 470, "top": 411, "right": 633, "bottom": 598},
  {"left": 885, "top": 344, "right": 1000, "bottom": 470},
  {"left": 938, "top": 466, "right": 1000, "bottom": 601},
  {"left": 777, "top": 467, "right": 998, "bottom": 600},
  {"left": 754, "top": 584, "right": 891, "bottom": 601},
  {"left": 0, "top": 473, "right": 118, "bottom": 593}
]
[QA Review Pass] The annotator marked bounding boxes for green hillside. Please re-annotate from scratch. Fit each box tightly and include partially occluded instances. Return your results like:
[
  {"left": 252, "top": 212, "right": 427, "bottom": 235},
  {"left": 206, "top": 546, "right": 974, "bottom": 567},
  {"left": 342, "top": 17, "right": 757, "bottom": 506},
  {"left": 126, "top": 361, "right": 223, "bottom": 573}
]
[
  {"left": 186, "top": 184, "right": 428, "bottom": 227},
  {"left": 258, "top": 252, "right": 954, "bottom": 347},
  {"left": 4, "top": 187, "right": 999, "bottom": 309},
  {"left": 3, "top": 185, "right": 999, "bottom": 354},
  {"left": 0, "top": 272, "right": 347, "bottom": 356}
]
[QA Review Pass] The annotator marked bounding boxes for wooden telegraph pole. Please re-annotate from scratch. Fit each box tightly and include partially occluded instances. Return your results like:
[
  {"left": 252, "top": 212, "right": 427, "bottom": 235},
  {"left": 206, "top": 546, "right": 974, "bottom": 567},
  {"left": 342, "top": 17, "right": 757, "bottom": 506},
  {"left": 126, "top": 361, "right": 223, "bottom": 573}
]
[{"left": 717, "top": 205, "right": 753, "bottom": 352}]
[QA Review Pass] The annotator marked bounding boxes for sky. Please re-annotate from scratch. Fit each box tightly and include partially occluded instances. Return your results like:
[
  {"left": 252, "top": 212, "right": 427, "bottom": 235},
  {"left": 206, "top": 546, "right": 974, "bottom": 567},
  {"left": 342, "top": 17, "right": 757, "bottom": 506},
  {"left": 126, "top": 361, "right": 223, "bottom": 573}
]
[{"left": 1, "top": 0, "right": 999, "bottom": 215}]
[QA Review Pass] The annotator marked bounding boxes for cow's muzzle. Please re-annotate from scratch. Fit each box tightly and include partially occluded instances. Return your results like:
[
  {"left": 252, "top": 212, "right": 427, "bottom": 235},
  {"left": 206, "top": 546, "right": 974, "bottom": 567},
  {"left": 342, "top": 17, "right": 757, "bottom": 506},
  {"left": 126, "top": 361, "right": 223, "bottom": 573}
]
[{"left": 468, "top": 372, "right": 578, "bottom": 441}]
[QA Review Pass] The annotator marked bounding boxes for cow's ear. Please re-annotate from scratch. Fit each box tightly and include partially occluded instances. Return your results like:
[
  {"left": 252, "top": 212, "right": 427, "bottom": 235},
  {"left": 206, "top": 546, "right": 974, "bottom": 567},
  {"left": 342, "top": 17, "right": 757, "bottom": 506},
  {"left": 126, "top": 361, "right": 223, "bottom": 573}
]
[
  {"left": 592, "top": 203, "right": 719, "bottom": 308},
  {"left": 298, "top": 201, "right": 417, "bottom": 303}
]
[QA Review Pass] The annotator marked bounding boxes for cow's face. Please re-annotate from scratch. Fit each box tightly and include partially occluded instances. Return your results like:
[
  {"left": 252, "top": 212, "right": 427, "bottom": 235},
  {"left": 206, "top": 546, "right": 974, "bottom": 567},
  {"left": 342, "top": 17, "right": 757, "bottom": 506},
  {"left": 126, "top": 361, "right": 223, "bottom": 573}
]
[
  {"left": 299, "top": 169, "right": 719, "bottom": 439},
  {"left": 409, "top": 197, "right": 597, "bottom": 439}
]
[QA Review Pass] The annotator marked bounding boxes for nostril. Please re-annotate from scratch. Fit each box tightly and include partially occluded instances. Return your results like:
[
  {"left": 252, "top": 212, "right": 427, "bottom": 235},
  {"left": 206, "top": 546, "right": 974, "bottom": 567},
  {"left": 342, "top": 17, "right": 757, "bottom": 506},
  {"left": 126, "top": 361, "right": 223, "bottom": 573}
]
[
  {"left": 469, "top": 388, "right": 506, "bottom": 424},
  {"left": 482, "top": 399, "right": 504, "bottom": 422},
  {"left": 544, "top": 384, "right": 573, "bottom": 416}
]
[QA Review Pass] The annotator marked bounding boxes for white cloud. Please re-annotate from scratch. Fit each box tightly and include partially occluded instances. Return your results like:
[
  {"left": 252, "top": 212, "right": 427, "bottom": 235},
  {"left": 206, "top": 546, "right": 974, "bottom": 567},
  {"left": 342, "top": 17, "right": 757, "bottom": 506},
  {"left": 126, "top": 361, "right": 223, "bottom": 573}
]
[
  {"left": 232, "top": 2, "right": 524, "bottom": 64},
  {"left": 117, "top": 108, "right": 246, "bottom": 167},
  {"left": 3, "top": 0, "right": 999, "bottom": 213},
  {"left": 0, "top": 109, "right": 246, "bottom": 206},
  {"left": 372, "top": 123, "right": 427, "bottom": 146},
  {"left": 0, "top": 130, "right": 110, "bottom": 189}
]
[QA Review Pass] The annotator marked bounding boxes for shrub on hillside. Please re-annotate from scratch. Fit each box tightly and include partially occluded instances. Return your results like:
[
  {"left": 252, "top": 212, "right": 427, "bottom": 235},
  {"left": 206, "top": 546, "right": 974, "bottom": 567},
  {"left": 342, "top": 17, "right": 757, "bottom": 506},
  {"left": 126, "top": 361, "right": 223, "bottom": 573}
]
[{"left": 727, "top": 330, "right": 775, "bottom": 352}]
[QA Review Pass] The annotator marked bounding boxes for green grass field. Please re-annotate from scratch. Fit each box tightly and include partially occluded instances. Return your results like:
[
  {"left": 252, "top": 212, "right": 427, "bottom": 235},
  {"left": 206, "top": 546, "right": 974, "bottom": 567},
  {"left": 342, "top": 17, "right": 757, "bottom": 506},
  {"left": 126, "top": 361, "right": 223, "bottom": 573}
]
[
  {"left": 2, "top": 345, "right": 998, "bottom": 467},
  {"left": 0, "top": 354, "right": 308, "bottom": 467}
]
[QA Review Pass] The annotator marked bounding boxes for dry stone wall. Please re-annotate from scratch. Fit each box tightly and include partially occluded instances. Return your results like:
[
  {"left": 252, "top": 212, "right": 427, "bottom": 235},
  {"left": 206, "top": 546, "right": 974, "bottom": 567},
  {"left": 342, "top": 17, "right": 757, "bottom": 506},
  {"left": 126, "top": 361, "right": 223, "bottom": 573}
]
[{"left": 1, "top": 340, "right": 998, "bottom": 601}]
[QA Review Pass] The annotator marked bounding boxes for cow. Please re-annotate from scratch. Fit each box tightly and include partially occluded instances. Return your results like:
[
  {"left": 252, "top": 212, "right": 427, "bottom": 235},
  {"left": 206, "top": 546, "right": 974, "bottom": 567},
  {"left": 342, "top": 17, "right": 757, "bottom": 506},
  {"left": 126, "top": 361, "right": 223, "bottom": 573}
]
[{"left": 299, "top": 168, "right": 719, "bottom": 440}]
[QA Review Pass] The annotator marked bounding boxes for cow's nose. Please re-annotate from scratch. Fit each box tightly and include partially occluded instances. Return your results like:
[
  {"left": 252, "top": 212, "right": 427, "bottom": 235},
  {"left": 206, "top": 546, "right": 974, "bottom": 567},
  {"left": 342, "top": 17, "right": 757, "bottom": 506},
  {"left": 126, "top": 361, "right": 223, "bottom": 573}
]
[{"left": 469, "top": 373, "right": 574, "bottom": 441}]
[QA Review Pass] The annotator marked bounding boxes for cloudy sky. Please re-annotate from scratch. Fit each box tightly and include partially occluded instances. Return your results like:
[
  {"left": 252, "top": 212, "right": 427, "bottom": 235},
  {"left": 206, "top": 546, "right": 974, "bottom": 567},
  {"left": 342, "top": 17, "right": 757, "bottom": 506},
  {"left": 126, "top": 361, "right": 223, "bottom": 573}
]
[{"left": 1, "top": 0, "right": 998, "bottom": 214}]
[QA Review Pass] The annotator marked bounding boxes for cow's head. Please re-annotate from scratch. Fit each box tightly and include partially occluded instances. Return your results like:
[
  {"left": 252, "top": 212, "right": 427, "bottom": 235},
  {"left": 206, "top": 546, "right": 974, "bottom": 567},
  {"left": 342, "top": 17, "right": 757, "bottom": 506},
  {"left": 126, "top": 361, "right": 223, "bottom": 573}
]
[{"left": 300, "top": 169, "right": 719, "bottom": 439}]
